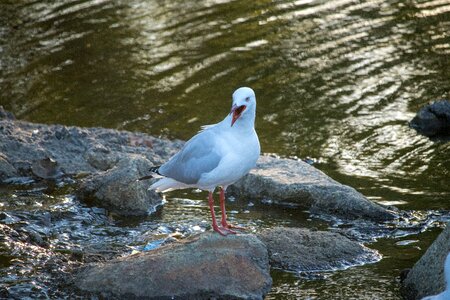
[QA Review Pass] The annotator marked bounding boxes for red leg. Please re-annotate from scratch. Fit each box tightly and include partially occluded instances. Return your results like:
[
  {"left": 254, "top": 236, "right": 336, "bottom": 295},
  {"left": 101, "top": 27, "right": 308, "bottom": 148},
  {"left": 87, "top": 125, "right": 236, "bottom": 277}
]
[
  {"left": 208, "top": 192, "right": 227, "bottom": 236},
  {"left": 219, "top": 188, "right": 245, "bottom": 231}
]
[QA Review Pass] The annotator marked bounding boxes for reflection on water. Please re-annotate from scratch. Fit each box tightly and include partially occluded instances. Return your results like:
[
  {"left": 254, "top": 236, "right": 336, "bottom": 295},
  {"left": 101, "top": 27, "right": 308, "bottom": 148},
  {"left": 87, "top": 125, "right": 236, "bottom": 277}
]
[
  {"left": 1, "top": 0, "right": 449, "bottom": 207},
  {"left": 1, "top": 0, "right": 450, "bottom": 299}
]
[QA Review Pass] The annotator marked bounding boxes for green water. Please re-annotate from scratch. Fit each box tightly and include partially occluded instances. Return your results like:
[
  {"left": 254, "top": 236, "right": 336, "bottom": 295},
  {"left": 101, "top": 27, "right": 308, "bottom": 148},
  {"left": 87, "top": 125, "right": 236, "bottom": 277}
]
[{"left": 1, "top": 0, "right": 450, "bottom": 298}]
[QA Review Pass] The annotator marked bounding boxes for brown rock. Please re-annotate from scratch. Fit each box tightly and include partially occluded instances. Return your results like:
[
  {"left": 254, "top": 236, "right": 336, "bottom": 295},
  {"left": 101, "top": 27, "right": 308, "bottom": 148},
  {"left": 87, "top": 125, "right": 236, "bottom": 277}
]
[{"left": 74, "top": 233, "right": 272, "bottom": 299}]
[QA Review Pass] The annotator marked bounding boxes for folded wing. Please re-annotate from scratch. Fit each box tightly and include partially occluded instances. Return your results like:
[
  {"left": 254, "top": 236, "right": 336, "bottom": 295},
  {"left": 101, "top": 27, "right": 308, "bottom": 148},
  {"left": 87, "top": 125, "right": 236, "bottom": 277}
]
[{"left": 159, "top": 130, "right": 222, "bottom": 184}]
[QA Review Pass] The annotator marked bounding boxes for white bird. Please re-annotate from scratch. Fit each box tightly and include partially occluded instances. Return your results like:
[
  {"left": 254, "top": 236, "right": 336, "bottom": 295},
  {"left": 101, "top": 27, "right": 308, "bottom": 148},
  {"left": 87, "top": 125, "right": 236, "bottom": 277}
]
[
  {"left": 422, "top": 252, "right": 450, "bottom": 300},
  {"left": 147, "top": 87, "right": 260, "bottom": 235}
]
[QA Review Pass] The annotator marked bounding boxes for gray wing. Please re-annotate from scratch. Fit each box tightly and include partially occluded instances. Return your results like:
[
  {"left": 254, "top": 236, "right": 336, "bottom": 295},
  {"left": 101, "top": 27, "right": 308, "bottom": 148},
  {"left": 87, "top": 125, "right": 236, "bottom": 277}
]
[{"left": 159, "top": 130, "right": 221, "bottom": 184}]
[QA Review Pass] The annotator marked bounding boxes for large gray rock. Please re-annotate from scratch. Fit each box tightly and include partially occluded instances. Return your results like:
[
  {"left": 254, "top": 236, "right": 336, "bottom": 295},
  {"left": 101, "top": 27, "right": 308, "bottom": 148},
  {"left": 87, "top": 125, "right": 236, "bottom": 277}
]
[
  {"left": 76, "top": 156, "right": 162, "bottom": 216},
  {"left": 230, "top": 155, "right": 396, "bottom": 221},
  {"left": 258, "top": 227, "right": 380, "bottom": 272},
  {"left": 410, "top": 100, "right": 450, "bottom": 138},
  {"left": 402, "top": 223, "right": 450, "bottom": 300},
  {"left": 0, "top": 112, "right": 182, "bottom": 180},
  {"left": 74, "top": 233, "right": 272, "bottom": 299}
]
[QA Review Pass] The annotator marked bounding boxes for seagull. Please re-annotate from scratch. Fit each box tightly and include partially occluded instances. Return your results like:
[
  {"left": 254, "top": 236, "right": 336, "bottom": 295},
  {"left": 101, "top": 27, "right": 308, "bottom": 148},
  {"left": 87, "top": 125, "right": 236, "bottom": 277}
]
[
  {"left": 422, "top": 252, "right": 450, "bottom": 300},
  {"left": 147, "top": 87, "right": 260, "bottom": 235}
]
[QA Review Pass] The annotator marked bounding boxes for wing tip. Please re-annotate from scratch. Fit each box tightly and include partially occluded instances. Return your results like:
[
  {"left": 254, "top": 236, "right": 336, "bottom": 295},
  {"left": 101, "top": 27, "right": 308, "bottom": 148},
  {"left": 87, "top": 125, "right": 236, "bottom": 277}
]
[{"left": 149, "top": 166, "right": 162, "bottom": 175}]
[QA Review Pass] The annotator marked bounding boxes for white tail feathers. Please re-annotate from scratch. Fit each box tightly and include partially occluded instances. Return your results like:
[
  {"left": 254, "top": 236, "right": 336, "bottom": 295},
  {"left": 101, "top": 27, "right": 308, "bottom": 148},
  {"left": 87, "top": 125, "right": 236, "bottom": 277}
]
[{"left": 149, "top": 178, "right": 190, "bottom": 193}]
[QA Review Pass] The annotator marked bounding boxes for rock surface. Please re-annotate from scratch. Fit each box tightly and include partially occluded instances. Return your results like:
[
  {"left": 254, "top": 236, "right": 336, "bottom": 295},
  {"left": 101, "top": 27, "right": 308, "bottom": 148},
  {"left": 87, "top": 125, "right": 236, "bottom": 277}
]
[
  {"left": 230, "top": 155, "right": 397, "bottom": 221},
  {"left": 0, "top": 109, "right": 182, "bottom": 180},
  {"left": 410, "top": 100, "right": 450, "bottom": 137},
  {"left": 402, "top": 222, "right": 450, "bottom": 300},
  {"left": 74, "top": 233, "right": 272, "bottom": 299},
  {"left": 258, "top": 227, "right": 380, "bottom": 272},
  {"left": 1, "top": 109, "right": 397, "bottom": 221},
  {"left": 0, "top": 109, "right": 182, "bottom": 215},
  {"left": 76, "top": 156, "right": 162, "bottom": 216}
]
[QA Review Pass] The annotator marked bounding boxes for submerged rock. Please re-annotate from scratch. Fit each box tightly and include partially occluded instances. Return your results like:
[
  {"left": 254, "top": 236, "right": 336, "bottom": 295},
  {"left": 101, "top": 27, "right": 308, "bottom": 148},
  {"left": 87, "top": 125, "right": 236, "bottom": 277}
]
[
  {"left": 402, "top": 222, "right": 450, "bottom": 300},
  {"left": 410, "top": 100, "right": 450, "bottom": 138},
  {"left": 230, "top": 155, "right": 396, "bottom": 221},
  {"left": 258, "top": 227, "right": 380, "bottom": 272},
  {"left": 76, "top": 156, "right": 162, "bottom": 216},
  {"left": 73, "top": 233, "right": 272, "bottom": 299}
]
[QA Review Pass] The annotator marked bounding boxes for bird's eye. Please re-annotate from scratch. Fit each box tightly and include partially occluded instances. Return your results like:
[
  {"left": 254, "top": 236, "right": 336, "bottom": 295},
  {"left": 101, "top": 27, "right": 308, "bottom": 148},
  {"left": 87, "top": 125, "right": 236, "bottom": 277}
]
[{"left": 245, "top": 97, "right": 250, "bottom": 102}]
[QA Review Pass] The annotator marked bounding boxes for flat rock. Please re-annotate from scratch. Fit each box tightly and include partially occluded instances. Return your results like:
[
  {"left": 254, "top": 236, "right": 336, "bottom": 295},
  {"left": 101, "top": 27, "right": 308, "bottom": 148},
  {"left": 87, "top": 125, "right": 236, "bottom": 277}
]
[
  {"left": 258, "top": 227, "right": 380, "bottom": 272},
  {"left": 230, "top": 155, "right": 397, "bottom": 221},
  {"left": 410, "top": 100, "right": 450, "bottom": 138},
  {"left": 76, "top": 156, "right": 162, "bottom": 216},
  {"left": 0, "top": 114, "right": 182, "bottom": 180},
  {"left": 402, "top": 222, "right": 450, "bottom": 300},
  {"left": 73, "top": 233, "right": 272, "bottom": 299}
]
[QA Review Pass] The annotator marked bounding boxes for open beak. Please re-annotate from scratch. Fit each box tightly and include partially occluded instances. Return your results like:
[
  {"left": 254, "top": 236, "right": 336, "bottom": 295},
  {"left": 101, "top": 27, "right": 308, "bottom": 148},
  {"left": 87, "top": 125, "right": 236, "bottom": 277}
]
[{"left": 230, "top": 105, "right": 246, "bottom": 127}]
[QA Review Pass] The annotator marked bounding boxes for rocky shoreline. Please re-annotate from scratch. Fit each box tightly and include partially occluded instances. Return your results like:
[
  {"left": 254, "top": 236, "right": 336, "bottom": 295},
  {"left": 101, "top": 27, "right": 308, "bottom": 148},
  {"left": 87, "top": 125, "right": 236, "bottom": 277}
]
[
  {"left": 0, "top": 107, "right": 397, "bottom": 221},
  {"left": 2, "top": 107, "right": 442, "bottom": 299}
]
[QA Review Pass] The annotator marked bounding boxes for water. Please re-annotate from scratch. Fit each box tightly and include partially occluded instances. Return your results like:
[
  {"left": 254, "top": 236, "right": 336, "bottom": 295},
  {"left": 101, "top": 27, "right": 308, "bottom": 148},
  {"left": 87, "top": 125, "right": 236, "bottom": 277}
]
[{"left": 1, "top": 0, "right": 450, "bottom": 298}]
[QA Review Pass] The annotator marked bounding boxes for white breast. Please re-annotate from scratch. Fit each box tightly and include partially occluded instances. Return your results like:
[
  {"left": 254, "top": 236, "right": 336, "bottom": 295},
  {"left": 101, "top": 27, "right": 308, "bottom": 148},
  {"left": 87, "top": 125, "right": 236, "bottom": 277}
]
[{"left": 196, "top": 126, "right": 260, "bottom": 190}]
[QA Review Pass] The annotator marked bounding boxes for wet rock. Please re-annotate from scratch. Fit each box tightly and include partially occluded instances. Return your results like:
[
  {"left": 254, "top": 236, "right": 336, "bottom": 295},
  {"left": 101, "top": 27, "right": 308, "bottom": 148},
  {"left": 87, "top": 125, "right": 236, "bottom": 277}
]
[
  {"left": 402, "top": 222, "right": 450, "bottom": 300},
  {"left": 258, "top": 227, "right": 380, "bottom": 272},
  {"left": 230, "top": 155, "right": 396, "bottom": 221},
  {"left": 26, "top": 229, "right": 48, "bottom": 248},
  {"left": 77, "top": 156, "right": 163, "bottom": 216},
  {"left": 74, "top": 233, "right": 272, "bottom": 299},
  {"left": 410, "top": 100, "right": 450, "bottom": 137}
]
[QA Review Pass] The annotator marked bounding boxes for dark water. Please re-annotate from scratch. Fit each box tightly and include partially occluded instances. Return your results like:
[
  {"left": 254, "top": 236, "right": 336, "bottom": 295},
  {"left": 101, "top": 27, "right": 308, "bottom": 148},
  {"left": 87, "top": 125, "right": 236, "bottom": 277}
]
[{"left": 1, "top": 0, "right": 450, "bottom": 299}]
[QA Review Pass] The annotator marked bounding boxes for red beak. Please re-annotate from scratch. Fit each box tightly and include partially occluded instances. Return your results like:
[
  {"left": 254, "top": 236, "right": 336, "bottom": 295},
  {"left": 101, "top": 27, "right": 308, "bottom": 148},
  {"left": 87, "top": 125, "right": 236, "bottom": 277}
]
[{"left": 231, "top": 105, "right": 246, "bottom": 126}]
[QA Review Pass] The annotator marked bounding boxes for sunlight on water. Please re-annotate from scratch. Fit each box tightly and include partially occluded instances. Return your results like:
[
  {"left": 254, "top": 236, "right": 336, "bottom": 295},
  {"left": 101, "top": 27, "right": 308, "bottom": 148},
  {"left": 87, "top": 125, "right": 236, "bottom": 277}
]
[{"left": 1, "top": 0, "right": 450, "bottom": 298}]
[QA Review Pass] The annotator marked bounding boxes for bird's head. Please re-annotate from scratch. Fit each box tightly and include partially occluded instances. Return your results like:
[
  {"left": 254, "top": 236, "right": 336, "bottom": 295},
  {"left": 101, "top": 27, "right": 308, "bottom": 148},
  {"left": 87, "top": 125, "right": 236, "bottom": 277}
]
[{"left": 230, "top": 87, "right": 256, "bottom": 127}]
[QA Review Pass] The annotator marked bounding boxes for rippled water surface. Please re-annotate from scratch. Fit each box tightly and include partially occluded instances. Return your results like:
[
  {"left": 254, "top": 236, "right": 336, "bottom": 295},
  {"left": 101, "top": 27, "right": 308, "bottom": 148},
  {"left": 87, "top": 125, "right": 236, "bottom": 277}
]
[{"left": 1, "top": 0, "right": 450, "bottom": 299}]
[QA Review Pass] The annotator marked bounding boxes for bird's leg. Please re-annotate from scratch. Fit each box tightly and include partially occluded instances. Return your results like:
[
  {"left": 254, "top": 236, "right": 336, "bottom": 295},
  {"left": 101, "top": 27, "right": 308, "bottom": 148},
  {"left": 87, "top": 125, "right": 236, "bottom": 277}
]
[
  {"left": 219, "top": 187, "right": 245, "bottom": 231},
  {"left": 218, "top": 188, "right": 237, "bottom": 234},
  {"left": 208, "top": 192, "right": 227, "bottom": 236}
]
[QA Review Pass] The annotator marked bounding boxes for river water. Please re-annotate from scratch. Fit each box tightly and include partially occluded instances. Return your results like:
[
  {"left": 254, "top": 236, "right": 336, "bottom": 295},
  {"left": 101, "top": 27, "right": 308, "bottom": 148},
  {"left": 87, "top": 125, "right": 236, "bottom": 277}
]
[{"left": 0, "top": 0, "right": 450, "bottom": 299}]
